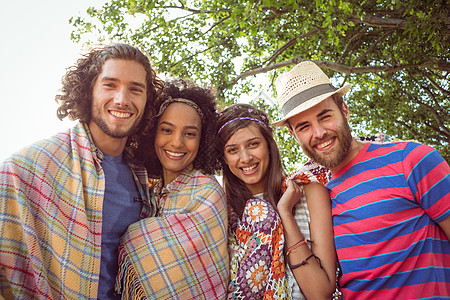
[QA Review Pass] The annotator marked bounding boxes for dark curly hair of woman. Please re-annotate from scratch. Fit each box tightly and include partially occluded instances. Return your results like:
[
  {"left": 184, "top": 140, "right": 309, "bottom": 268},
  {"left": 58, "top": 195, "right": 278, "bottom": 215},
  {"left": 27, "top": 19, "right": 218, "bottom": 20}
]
[
  {"left": 55, "top": 43, "right": 164, "bottom": 146},
  {"left": 133, "top": 79, "right": 221, "bottom": 177}
]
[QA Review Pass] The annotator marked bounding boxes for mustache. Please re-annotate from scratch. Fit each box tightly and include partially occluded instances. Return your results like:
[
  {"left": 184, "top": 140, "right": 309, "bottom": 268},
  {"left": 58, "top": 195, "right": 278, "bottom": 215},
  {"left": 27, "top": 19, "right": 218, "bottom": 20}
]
[{"left": 311, "top": 133, "right": 334, "bottom": 146}]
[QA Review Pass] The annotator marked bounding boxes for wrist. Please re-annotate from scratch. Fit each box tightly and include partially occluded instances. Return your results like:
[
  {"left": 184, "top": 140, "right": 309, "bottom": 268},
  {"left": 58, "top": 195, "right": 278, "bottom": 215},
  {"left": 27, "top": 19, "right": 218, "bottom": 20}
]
[{"left": 277, "top": 205, "right": 294, "bottom": 216}]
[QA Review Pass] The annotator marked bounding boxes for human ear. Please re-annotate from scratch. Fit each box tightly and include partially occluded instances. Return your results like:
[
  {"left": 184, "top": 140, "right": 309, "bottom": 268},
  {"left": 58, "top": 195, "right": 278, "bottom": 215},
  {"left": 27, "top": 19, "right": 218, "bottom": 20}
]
[
  {"left": 287, "top": 124, "right": 299, "bottom": 142},
  {"left": 342, "top": 102, "right": 350, "bottom": 121}
]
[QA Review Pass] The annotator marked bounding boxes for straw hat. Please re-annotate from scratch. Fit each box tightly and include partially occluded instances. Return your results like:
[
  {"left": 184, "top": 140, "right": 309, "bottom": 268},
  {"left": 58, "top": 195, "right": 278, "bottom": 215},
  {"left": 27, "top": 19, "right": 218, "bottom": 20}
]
[{"left": 272, "top": 61, "right": 351, "bottom": 127}]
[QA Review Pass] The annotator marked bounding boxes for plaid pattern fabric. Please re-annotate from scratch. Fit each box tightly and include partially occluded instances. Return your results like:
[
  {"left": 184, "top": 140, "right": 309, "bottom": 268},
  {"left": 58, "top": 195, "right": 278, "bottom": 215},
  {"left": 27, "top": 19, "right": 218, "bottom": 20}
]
[
  {"left": 116, "top": 168, "right": 229, "bottom": 299},
  {"left": 0, "top": 122, "right": 153, "bottom": 299}
]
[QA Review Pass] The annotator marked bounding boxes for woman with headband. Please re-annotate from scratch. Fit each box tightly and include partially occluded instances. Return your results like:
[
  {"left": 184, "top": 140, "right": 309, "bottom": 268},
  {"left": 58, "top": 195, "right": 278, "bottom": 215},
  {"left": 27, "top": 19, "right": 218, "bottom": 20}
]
[
  {"left": 115, "top": 80, "right": 229, "bottom": 299},
  {"left": 216, "top": 104, "right": 337, "bottom": 299}
]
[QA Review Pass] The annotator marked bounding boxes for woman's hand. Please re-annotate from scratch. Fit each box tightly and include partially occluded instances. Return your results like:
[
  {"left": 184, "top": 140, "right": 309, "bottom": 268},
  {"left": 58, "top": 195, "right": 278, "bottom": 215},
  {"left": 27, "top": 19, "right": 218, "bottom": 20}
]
[{"left": 277, "top": 179, "right": 302, "bottom": 215}]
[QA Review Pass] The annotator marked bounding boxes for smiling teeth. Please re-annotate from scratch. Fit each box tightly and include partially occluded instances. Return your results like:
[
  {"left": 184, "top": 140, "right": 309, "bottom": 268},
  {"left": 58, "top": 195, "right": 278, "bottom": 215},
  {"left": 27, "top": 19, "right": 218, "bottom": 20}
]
[
  {"left": 110, "top": 111, "right": 132, "bottom": 119},
  {"left": 166, "top": 150, "right": 184, "bottom": 157},
  {"left": 242, "top": 165, "right": 257, "bottom": 172},
  {"left": 316, "top": 139, "right": 333, "bottom": 149}
]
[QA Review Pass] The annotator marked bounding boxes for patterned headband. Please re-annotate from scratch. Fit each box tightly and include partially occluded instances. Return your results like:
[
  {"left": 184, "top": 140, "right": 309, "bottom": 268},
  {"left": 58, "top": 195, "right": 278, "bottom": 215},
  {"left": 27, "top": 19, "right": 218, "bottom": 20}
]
[
  {"left": 217, "top": 117, "right": 268, "bottom": 134},
  {"left": 157, "top": 97, "right": 204, "bottom": 119}
]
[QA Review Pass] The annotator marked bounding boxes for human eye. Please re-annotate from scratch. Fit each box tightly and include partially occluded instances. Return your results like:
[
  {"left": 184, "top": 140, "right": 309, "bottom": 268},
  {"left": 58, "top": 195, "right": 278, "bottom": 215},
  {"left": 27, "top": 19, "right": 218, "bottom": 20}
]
[
  {"left": 159, "top": 126, "right": 172, "bottom": 134},
  {"left": 297, "top": 124, "right": 310, "bottom": 133},
  {"left": 103, "top": 82, "right": 115, "bottom": 88},
  {"left": 130, "top": 86, "right": 144, "bottom": 94},
  {"left": 248, "top": 141, "right": 260, "bottom": 148},
  {"left": 320, "top": 114, "right": 332, "bottom": 121},
  {"left": 226, "top": 147, "right": 238, "bottom": 154},
  {"left": 185, "top": 131, "right": 197, "bottom": 138}
]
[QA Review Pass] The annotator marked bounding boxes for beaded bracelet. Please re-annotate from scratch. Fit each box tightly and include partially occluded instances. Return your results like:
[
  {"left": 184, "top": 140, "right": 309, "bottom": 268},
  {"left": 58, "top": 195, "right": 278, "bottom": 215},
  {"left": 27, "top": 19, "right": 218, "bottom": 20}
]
[
  {"left": 286, "top": 238, "right": 309, "bottom": 256},
  {"left": 290, "top": 254, "right": 323, "bottom": 270}
]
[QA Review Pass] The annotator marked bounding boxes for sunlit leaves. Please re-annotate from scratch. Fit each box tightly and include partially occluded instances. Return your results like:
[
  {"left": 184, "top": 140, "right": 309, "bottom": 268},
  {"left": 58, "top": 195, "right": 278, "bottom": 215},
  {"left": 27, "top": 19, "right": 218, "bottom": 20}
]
[{"left": 70, "top": 0, "right": 449, "bottom": 162}]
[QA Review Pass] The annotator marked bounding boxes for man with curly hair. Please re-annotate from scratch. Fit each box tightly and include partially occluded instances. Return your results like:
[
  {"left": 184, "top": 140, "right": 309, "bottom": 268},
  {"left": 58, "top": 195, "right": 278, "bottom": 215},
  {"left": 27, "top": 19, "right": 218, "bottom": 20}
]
[{"left": 0, "top": 43, "right": 164, "bottom": 299}]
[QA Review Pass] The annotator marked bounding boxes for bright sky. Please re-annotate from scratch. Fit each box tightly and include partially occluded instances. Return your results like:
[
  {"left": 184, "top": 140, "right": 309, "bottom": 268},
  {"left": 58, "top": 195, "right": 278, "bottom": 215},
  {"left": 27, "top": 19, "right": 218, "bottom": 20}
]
[
  {"left": 0, "top": 0, "right": 271, "bottom": 163},
  {"left": 0, "top": 0, "right": 106, "bottom": 161}
]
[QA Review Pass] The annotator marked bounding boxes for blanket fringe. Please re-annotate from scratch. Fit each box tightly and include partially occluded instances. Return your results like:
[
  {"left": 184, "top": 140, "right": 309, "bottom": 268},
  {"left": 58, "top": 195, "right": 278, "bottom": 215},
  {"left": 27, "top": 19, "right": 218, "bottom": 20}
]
[{"left": 116, "top": 245, "right": 146, "bottom": 300}]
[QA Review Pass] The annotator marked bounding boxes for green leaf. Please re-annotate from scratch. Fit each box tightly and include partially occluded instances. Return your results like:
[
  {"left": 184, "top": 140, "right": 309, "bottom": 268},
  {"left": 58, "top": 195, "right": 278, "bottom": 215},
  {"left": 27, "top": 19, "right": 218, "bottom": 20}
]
[{"left": 68, "top": 0, "right": 450, "bottom": 163}]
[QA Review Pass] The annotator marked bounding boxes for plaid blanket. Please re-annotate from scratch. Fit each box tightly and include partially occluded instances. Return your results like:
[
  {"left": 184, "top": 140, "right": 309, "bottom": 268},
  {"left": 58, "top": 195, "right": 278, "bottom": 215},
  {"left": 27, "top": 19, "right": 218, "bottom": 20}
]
[
  {"left": 0, "top": 123, "right": 153, "bottom": 299},
  {"left": 0, "top": 122, "right": 104, "bottom": 299},
  {"left": 116, "top": 168, "right": 229, "bottom": 299}
]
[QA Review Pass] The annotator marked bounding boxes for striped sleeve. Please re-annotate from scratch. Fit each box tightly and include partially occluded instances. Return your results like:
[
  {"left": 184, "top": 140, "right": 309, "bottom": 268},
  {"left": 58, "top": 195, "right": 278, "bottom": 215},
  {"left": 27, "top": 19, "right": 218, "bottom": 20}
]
[{"left": 403, "top": 142, "right": 450, "bottom": 222}]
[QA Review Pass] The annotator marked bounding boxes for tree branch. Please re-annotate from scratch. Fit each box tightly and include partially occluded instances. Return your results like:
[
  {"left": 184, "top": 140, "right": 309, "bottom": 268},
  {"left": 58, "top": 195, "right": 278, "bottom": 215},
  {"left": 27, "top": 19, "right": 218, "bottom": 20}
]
[
  {"left": 351, "top": 15, "right": 406, "bottom": 29},
  {"left": 403, "top": 91, "right": 450, "bottom": 136},
  {"left": 337, "top": 26, "right": 368, "bottom": 63},
  {"left": 421, "top": 120, "right": 450, "bottom": 141},
  {"left": 393, "top": 120, "right": 419, "bottom": 136},
  {"left": 263, "top": 28, "right": 324, "bottom": 66},
  {"left": 351, "top": 29, "right": 394, "bottom": 67},
  {"left": 421, "top": 71, "right": 450, "bottom": 96},
  {"left": 261, "top": 6, "right": 289, "bottom": 21},
  {"left": 161, "top": 5, "right": 229, "bottom": 14},
  {"left": 222, "top": 57, "right": 449, "bottom": 89},
  {"left": 408, "top": 72, "right": 449, "bottom": 116},
  {"left": 203, "top": 14, "right": 231, "bottom": 35},
  {"left": 169, "top": 36, "right": 233, "bottom": 69}
]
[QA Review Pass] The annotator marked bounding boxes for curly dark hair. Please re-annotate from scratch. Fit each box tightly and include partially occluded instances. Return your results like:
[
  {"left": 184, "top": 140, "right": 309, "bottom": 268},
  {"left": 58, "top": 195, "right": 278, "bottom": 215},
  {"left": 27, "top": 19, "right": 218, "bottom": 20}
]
[
  {"left": 216, "top": 104, "right": 285, "bottom": 217},
  {"left": 133, "top": 79, "right": 221, "bottom": 177},
  {"left": 55, "top": 43, "right": 164, "bottom": 144}
]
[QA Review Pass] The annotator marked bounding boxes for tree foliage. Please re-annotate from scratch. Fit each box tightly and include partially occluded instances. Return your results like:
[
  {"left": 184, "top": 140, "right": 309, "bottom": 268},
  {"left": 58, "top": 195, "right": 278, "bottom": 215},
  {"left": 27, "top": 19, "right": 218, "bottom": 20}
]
[{"left": 70, "top": 0, "right": 450, "bottom": 168}]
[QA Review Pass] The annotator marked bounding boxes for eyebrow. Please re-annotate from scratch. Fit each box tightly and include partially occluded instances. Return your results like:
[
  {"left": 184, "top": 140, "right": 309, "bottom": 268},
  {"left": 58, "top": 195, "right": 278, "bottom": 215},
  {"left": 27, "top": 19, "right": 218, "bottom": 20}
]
[
  {"left": 225, "top": 136, "right": 259, "bottom": 148},
  {"left": 293, "top": 109, "right": 334, "bottom": 130},
  {"left": 159, "top": 121, "right": 200, "bottom": 131},
  {"left": 101, "top": 76, "right": 146, "bottom": 89}
]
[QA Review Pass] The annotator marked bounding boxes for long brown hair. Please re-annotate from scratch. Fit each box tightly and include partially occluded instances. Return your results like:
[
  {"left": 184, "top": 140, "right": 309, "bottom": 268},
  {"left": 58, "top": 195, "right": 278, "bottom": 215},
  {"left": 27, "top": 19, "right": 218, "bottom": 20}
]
[{"left": 216, "top": 104, "right": 285, "bottom": 217}]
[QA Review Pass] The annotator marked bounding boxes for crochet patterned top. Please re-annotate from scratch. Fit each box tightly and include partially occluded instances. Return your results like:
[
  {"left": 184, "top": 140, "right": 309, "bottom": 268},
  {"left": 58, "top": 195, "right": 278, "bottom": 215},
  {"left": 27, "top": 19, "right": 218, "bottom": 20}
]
[{"left": 228, "top": 195, "right": 290, "bottom": 299}]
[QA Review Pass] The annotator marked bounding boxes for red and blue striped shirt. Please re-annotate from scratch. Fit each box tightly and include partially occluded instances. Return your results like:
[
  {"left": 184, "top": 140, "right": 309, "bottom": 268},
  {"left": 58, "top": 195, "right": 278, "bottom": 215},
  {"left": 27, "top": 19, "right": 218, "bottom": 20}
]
[{"left": 328, "top": 142, "right": 450, "bottom": 299}]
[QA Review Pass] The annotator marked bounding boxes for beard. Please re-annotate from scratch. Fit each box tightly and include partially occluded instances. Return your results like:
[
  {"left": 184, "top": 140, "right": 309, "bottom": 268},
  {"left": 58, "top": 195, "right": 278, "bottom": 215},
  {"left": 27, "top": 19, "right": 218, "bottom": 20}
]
[
  {"left": 300, "top": 119, "right": 353, "bottom": 169},
  {"left": 91, "top": 106, "right": 143, "bottom": 139}
]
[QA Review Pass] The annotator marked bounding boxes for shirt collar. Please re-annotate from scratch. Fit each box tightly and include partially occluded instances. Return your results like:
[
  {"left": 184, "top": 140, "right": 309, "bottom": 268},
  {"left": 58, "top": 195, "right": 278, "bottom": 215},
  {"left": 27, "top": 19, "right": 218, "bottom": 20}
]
[{"left": 82, "top": 122, "right": 135, "bottom": 165}]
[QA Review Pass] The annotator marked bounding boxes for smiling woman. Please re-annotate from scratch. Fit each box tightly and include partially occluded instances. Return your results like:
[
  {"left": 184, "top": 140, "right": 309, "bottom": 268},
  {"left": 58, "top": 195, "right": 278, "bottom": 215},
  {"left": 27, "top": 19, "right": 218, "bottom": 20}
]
[
  {"left": 216, "top": 104, "right": 337, "bottom": 299},
  {"left": 115, "top": 79, "right": 229, "bottom": 299},
  {"left": 154, "top": 101, "right": 202, "bottom": 184}
]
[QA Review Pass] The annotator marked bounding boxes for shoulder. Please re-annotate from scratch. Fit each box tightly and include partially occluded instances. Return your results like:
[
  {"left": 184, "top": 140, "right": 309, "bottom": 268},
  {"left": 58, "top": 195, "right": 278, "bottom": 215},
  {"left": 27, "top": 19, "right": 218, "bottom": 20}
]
[
  {"left": 2, "top": 128, "right": 71, "bottom": 164},
  {"left": 184, "top": 169, "right": 223, "bottom": 189},
  {"left": 362, "top": 141, "right": 435, "bottom": 162},
  {"left": 176, "top": 169, "right": 225, "bottom": 201},
  {"left": 284, "top": 160, "right": 329, "bottom": 189},
  {"left": 373, "top": 141, "right": 444, "bottom": 165},
  {"left": 366, "top": 141, "right": 429, "bottom": 152},
  {"left": 1, "top": 123, "right": 95, "bottom": 175}
]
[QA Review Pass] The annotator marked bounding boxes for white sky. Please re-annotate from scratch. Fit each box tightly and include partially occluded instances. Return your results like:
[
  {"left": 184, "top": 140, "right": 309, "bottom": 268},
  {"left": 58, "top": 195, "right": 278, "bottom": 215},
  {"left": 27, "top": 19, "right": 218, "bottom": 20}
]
[
  {"left": 0, "top": 0, "right": 106, "bottom": 161},
  {"left": 0, "top": 0, "right": 272, "bottom": 163}
]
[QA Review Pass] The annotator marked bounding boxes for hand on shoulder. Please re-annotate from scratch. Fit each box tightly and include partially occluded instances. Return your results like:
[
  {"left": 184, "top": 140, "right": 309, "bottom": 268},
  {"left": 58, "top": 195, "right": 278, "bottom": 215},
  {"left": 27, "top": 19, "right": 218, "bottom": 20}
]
[{"left": 277, "top": 179, "right": 302, "bottom": 216}]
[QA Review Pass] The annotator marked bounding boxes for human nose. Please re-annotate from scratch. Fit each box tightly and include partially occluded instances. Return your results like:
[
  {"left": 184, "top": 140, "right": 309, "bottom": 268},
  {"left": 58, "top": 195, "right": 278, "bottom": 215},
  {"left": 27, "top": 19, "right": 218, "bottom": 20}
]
[
  {"left": 311, "top": 122, "right": 326, "bottom": 139},
  {"left": 114, "top": 88, "right": 130, "bottom": 106},
  {"left": 171, "top": 133, "right": 184, "bottom": 148},
  {"left": 239, "top": 148, "right": 252, "bottom": 162}
]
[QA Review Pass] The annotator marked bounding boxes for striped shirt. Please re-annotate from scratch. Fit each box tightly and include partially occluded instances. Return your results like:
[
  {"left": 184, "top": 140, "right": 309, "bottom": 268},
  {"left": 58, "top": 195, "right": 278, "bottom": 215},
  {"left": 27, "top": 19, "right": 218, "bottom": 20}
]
[{"left": 328, "top": 142, "right": 450, "bottom": 299}]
